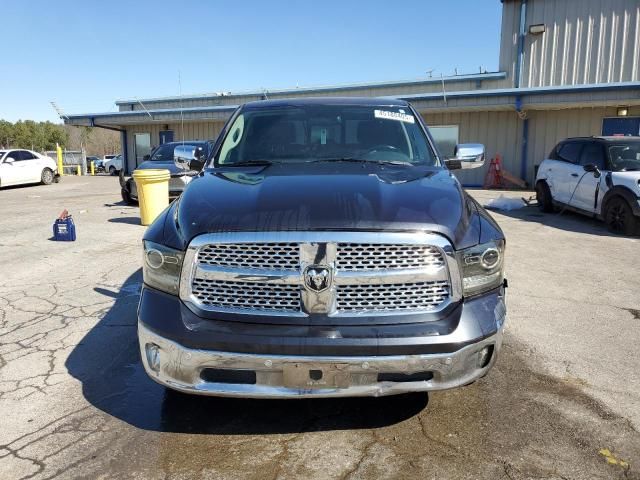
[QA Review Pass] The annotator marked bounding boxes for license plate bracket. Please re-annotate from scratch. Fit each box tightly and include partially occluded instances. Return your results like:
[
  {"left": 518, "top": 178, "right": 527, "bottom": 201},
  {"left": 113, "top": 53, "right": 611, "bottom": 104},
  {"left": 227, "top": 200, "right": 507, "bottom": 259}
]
[{"left": 282, "top": 363, "right": 351, "bottom": 389}]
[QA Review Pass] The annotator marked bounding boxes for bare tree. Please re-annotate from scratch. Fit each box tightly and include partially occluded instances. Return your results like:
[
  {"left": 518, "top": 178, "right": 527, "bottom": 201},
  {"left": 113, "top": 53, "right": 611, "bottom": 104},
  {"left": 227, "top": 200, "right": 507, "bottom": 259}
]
[{"left": 64, "top": 126, "right": 120, "bottom": 156}]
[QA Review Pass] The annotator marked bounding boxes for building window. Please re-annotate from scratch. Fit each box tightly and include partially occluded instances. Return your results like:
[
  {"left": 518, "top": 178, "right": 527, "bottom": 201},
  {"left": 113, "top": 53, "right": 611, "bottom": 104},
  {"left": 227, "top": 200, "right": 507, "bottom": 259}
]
[{"left": 429, "top": 125, "right": 459, "bottom": 158}]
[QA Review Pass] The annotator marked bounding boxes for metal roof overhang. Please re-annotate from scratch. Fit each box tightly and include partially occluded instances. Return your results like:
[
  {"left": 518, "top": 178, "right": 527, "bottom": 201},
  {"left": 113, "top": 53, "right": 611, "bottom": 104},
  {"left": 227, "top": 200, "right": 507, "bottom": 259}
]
[
  {"left": 64, "top": 105, "right": 239, "bottom": 127},
  {"left": 404, "top": 81, "right": 640, "bottom": 113},
  {"left": 64, "top": 81, "right": 640, "bottom": 126},
  {"left": 113, "top": 72, "right": 508, "bottom": 106}
]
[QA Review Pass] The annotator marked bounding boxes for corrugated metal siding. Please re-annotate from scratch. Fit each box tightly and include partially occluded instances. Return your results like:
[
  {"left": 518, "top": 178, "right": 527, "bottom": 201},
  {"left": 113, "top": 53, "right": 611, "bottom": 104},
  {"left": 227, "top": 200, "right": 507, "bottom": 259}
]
[
  {"left": 424, "top": 105, "right": 640, "bottom": 186},
  {"left": 499, "top": 0, "right": 521, "bottom": 86},
  {"left": 412, "top": 95, "right": 517, "bottom": 113},
  {"left": 500, "top": 0, "right": 640, "bottom": 88},
  {"left": 522, "top": 88, "right": 640, "bottom": 109},
  {"left": 421, "top": 110, "right": 523, "bottom": 186}
]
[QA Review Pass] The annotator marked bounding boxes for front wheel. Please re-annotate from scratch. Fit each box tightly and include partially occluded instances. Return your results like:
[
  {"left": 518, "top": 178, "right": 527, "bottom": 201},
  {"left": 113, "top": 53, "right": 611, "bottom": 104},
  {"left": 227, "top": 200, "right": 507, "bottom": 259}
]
[
  {"left": 604, "top": 197, "right": 638, "bottom": 235},
  {"left": 109, "top": 166, "right": 117, "bottom": 176},
  {"left": 535, "top": 181, "right": 553, "bottom": 213},
  {"left": 41, "top": 168, "right": 54, "bottom": 185},
  {"left": 121, "top": 187, "right": 137, "bottom": 205}
]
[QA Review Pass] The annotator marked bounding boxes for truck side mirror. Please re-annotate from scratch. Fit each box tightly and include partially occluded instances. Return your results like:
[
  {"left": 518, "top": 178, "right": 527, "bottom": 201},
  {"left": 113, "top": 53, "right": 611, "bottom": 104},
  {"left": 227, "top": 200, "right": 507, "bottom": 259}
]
[
  {"left": 189, "top": 147, "right": 205, "bottom": 171},
  {"left": 444, "top": 144, "right": 485, "bottom": 170},
  {"left": 3, "top": 156, "right": 15, "bottom": 164},
  {"left": 174, "top": 145, "right": 197, "bottom": 171}
]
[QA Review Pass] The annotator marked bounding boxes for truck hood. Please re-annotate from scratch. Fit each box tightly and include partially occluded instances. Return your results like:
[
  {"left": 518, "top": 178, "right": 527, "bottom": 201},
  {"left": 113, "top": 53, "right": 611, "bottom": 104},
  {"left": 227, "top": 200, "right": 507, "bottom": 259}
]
[
  {"left": 135, "top": 160, "right": 195, "bottom": 176},
  {"left": 165, "top": 163, "right": 492, "bottom": 250}
]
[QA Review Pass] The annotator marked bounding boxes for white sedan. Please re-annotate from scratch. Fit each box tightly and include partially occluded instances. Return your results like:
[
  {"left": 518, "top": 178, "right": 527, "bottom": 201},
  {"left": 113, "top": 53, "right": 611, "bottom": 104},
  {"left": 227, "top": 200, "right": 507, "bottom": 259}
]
[
  {"left": 0, "top": 149, "right": 59, "bottom": 187},
  {"left": 104, "top": 154, "right": 123, "bottom": 175}
]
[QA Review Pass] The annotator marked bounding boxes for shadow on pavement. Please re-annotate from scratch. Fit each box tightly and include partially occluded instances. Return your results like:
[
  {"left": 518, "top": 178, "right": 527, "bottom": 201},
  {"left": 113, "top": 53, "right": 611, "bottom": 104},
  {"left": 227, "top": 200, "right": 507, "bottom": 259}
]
[
  {"left": 490, "top": 204, "right": 638, "bottom": 238},
  {"left": 0, "top": 182, "right": 44, "bottom": 191},
  {"left": 66, "top": 269, "right": 429, "bottom": 434},
  {"left": 107, "top": 217, "right": 141, "bottom": 225}
]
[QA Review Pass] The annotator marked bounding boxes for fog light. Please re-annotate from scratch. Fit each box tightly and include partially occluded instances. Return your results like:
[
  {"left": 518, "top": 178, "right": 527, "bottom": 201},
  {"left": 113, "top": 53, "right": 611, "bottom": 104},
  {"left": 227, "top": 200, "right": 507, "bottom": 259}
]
[
  {"left": 145, "top": 343, "right": 161, "bottom": 372},
  {"left": 478, "top": 346, "right": 493, "bottom": 368}
]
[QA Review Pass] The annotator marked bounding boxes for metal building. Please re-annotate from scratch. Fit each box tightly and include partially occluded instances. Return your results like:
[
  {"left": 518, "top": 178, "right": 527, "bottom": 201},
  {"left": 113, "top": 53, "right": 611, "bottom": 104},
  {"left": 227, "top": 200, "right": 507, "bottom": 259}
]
[{"left": 65, "top": 0, "right": 640, "bottom": 186}]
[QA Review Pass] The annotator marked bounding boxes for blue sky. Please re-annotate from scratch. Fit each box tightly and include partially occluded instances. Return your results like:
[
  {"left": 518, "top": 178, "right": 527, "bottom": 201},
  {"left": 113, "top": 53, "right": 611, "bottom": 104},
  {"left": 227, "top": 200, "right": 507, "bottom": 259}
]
[{"left": 0, "top": 0, "right": 502, "bottom": 123}]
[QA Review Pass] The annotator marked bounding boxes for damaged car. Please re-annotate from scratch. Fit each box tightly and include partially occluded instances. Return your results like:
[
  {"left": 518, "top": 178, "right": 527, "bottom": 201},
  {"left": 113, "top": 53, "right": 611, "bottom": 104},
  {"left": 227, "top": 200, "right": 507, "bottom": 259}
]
[{"left": 536, "top": 136, "right": 640, "bottom": 235}]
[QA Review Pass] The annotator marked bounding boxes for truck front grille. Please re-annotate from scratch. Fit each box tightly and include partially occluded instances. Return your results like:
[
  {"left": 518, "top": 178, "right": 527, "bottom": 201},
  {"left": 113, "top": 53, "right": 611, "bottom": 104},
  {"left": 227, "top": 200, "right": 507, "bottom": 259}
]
[
  {"left": 337, "top": 244, "right": 445, "bottom": 271},
  {"left": 181, "top": 232, "right": 460, "bottom": 319},
  {"left": 192, "top": 279, "right": 301, "bottom": 313},
  {"left": 336, "top": 281, "right": 450, "bottom": 313},
  {"left": 198, "top": 243, "right": 299, "bottom": 270}
]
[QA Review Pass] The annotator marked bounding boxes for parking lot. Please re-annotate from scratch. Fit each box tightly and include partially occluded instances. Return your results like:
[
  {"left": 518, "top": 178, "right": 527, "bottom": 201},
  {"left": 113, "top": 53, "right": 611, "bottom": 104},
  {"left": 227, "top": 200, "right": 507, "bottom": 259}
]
[{"left": 1, "top": 176, "right": 639, "bottom": 479}]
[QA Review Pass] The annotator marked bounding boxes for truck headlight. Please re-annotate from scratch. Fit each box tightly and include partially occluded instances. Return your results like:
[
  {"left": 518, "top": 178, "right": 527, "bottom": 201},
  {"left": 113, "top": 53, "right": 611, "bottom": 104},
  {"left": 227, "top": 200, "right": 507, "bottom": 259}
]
[
  {"left": 143, "top": 241, "right": 184, "bottom": 295},
  {"left": 458, "top": 239, "right": 505, "bottom": 296}
]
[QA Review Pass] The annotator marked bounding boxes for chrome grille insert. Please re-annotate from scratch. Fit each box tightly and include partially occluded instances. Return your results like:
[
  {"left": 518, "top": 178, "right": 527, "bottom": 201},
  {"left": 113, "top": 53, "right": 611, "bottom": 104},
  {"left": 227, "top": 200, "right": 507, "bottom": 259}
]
[
  {"left": 337, "top": 243, "right": 445, "bottom": 271},
  {"left": 198, "top": 243, "right": 299, "bottom": 270},
  {"left": 336, "top": 281, "right": 450, "bottom": 313},
  {"left": 192, "top": 279, "right": 301, "bottom": 313},
  {"left": 180, "top": 232, "right": 461, "bottom": 318}
]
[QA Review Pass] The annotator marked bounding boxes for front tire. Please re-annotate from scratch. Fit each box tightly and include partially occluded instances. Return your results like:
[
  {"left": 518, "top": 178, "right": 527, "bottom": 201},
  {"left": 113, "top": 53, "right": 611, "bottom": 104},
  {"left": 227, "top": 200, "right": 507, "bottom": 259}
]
[
  {"left": 604, "top": 197, "right": 638, "bottom": 235},
  {"left": 109, "top": 166, "right": 117, "bottom": 176},
  {"left": 121, "top": 187, "right": 137, "bottom": 205},
  {"left": 41, "top": 168, "right": 54, "bottom": 185},
  {"left": 535, "top": 181, "right": 554, "bottom": 213}
]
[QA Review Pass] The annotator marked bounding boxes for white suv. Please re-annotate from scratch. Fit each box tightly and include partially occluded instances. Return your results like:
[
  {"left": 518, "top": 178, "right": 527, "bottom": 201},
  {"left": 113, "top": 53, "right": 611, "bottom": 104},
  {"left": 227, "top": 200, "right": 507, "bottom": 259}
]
[
  {"left": 0, "top": 149, "right": 59, "bottom": 187},
  {"left": 535, "top": 136, "right": 640, "bottom": 235}
]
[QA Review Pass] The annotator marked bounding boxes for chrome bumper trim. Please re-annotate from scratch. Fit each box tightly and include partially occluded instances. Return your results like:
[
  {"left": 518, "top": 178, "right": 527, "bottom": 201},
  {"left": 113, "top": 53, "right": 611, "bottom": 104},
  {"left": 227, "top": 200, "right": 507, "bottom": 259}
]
[{"left": 138, "top": 322, "right": 503, "bottom": 398}]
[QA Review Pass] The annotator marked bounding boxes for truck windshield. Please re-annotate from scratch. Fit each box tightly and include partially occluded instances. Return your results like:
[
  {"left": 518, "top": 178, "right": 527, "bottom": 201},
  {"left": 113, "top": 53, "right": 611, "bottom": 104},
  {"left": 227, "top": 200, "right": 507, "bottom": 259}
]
[
  {"left": 216, "top": 105, "right": 438, "bottom": 166},
  {"left": 609, "top": 143, "right": 640, "bottom": 171}
]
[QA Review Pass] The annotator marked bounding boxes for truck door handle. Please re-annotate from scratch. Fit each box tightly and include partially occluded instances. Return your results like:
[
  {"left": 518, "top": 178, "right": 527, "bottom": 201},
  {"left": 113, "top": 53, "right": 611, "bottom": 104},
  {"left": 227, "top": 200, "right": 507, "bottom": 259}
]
[{"left": 571, "top": 173, "right": 579, "bottom": 177}]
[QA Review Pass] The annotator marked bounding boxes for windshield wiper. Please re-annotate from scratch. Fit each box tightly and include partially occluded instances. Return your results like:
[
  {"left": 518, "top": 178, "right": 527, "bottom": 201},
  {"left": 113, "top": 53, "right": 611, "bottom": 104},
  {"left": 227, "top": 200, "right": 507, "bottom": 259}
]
[
  {"left": 310, "top": 157, "right": 413, "bottom": 167},
  {"left": 224, "top": 160, "right": 274, "bottom": 167}
]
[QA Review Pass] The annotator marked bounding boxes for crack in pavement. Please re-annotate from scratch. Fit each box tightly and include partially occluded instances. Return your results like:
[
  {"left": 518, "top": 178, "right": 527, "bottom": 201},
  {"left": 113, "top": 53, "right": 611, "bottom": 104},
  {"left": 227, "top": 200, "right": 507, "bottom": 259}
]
[{"left": 339, "top": 432, "right": 379, "bottom": 480}]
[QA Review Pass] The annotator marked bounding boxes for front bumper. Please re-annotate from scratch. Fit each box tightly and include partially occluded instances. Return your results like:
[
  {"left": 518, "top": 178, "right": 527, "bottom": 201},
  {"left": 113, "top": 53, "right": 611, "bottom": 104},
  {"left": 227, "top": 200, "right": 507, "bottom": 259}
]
[
  {"left": 138, "top": 287, "right": 506, "bottom": 398},
  {"left": 139, "top": 323, "right": 502, "bottom": 398}
]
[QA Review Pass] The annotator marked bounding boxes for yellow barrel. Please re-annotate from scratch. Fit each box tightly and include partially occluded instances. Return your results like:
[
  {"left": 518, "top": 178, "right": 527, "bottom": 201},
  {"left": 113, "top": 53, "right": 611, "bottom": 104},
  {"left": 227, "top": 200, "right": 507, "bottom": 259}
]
[{"left": 132, "top": 169, "right": 171, "bottom": 226}]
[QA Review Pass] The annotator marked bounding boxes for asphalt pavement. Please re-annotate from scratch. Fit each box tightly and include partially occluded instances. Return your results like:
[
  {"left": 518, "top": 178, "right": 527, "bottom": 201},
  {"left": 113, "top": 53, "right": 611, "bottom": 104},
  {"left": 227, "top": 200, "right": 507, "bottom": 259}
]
[{"left": 1, "top": 177, "right": 639, "bottom": 479}]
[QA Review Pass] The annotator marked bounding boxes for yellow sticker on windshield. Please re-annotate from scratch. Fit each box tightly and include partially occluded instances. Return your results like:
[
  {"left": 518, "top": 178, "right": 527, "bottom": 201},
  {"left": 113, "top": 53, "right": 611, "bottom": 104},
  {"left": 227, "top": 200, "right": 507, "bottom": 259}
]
[{"left": 374, "top": 109, "right": 415, "bottom": 124}]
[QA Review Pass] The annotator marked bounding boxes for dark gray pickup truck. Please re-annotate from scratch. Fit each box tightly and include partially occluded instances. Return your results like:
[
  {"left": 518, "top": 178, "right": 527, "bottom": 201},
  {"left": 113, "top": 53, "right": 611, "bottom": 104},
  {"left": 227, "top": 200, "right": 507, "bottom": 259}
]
[{"left": 138, "top": 97, "right": 507, "bottom": 398}]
